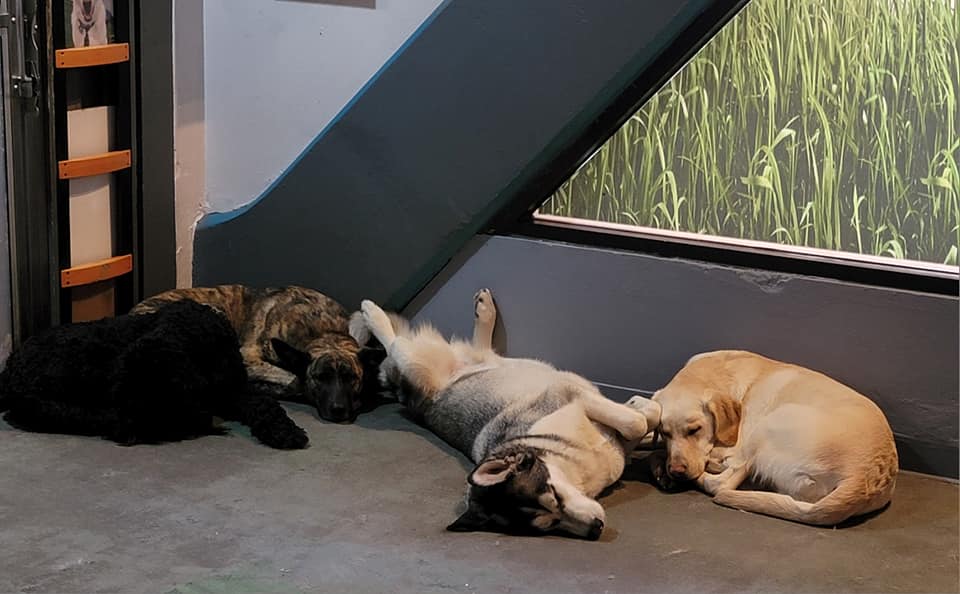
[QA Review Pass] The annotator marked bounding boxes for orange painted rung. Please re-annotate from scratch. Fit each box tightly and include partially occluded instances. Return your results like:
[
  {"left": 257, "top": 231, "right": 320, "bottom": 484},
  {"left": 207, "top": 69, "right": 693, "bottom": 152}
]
[
  {"left": 61, "top": 254, "right": 133, "bottom": 288},
  {"left": 58, "top": 149, "right": 131, "bottom": 180},
  {"left": 55, "top": 43, "right": 129, "bottom": 69}
]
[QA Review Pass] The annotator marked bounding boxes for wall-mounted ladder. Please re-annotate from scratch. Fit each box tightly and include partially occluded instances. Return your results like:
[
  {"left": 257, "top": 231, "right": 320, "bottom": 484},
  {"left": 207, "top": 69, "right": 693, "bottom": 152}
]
[{"left": 51, "top": 0, "right": 138, "bottom": 322}]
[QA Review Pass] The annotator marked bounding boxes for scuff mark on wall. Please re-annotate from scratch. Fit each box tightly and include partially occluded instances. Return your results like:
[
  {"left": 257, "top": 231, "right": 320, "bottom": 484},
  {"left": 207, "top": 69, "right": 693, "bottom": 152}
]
[{"left": 734, "top": 268, "right": 793, "bottom": 294}]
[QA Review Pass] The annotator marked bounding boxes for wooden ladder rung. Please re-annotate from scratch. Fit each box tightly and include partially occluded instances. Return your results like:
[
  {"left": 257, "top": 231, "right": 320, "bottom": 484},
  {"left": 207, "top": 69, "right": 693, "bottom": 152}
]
[
  {"left": 55, "top": 43, "right": 130, "bottom": 69},
  {"left": 61, "top": 254, "right": 133, "bottom": 288},
  {"left": 58, "top": 149, "right": 131, "bottom": 179}
]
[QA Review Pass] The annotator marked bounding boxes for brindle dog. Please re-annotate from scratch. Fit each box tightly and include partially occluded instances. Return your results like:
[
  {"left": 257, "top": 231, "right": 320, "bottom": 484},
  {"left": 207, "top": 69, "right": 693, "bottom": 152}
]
[{"left": 132, "top": 285, "right": 384, "bottom": 423}]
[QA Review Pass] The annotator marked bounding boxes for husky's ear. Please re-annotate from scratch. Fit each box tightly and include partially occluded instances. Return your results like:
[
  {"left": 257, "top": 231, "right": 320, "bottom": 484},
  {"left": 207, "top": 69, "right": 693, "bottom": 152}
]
[
  {"left": 446, "top": 500, "right": 493, "bottom": 533},
  {"left": 705, "top": 392, "right": 741, "bottom": 447},
  {"left": 468, "top": 452, "right": 534, "bottom": 487},
  {"left": 468, "top": 458, "right": 514, "bottom": 487},
  {"left": 270, "top": 339, "right": 311, "bottom": 377}
]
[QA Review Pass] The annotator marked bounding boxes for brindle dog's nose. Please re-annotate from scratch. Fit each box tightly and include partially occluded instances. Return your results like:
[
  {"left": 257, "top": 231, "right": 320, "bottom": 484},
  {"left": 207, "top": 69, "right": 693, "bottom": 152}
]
[
  {"left": 327, "top": 405, "right": 350, "bottom": 422},
  {"left": 586, "top": 519, "right": 604, "bottom": 540}
]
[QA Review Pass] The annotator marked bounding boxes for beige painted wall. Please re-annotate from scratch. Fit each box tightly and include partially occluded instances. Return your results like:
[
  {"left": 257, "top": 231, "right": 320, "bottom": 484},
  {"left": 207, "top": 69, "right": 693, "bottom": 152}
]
[{"left": 172, "top": 0, "right": 205, "bottom": 287}]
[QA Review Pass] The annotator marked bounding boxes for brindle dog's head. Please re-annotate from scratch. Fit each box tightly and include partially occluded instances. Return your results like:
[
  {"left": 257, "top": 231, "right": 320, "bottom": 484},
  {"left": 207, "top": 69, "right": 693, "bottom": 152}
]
[
  {"left": 446, "top": 445, "right": 606, "bottom": 540},
  {"left": 270, "top": 334, "right": 385, "bottom": 423}
]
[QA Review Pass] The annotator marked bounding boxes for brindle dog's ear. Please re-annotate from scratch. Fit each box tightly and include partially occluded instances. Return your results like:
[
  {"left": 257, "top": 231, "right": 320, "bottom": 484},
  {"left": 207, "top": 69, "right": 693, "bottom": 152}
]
[
  {"left": 270, "top": 339, "right": 311, "bottom": 377},
  {"left": 705, "top": 392, "right": 741, "bottom": 447},
  {"left": 358, "top": 345, "right": 386, "bottom": 369},
  {"left": 446, "top": 500, "right": 493, "bottom": 533}
]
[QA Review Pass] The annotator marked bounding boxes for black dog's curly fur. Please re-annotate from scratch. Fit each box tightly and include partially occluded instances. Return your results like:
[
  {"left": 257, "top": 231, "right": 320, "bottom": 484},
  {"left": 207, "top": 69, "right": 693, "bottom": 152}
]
[{"left": 0, "top": 300, "right": 308, "bottom": 449}]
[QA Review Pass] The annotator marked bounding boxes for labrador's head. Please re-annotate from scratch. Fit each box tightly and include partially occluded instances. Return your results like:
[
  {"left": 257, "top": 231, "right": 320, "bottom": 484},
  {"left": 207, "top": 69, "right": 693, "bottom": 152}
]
[
  {"left": 447, "top": 446, "right": 606, "bottom": 540},
  {"left": 652, "top": 363, "right": 741, "bottom": 482}
]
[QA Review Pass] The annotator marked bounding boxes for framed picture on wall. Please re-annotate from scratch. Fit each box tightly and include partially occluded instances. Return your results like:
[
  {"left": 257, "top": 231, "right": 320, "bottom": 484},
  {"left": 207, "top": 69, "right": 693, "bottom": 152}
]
[{"left": 63, "top": 0, "right": 115, "bottom": 48}]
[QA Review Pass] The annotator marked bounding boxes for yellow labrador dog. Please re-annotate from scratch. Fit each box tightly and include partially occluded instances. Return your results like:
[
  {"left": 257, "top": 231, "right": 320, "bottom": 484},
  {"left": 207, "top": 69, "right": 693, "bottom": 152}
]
[{"left": 651, "top": 350, "right": 898, "bottom": 526}]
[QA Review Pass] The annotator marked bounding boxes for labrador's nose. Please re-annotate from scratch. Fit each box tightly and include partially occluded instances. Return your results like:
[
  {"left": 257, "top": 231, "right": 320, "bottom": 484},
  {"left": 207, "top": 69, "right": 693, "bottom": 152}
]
[{"left": 668, "top": 462, "right": 688, "bottom": 478}]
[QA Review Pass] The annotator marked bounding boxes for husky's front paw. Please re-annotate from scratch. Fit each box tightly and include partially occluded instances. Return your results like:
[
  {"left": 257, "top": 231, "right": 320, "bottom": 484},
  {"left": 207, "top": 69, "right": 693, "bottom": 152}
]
[
  {"left": 626, "top": 395, "right": 661, "bottom": 430},
  {"left": 619, "top": 416, "right": 650, "bottom": 442},
  {"left": 473, "top": 289, "right": 497, "bottom": 324}
]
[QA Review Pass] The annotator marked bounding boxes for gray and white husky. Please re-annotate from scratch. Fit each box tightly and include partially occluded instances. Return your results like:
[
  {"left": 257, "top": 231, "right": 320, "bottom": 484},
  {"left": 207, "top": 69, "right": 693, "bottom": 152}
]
[{"left": 354, "top": 289, "right": 661, "bottom": 540}]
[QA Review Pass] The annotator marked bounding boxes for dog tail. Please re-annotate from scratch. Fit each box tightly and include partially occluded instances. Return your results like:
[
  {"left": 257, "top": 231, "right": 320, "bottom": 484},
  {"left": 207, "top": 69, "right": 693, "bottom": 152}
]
[
  {"left": 348, "top": 311, "right": 372, "bottom": 345},
  {"left": 713, "top": 474, "right": 895, "bottom": 526}
]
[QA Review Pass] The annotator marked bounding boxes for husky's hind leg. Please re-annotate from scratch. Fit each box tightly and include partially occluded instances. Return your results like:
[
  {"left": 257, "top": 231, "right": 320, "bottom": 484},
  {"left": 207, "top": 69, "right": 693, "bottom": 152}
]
[
  {"left": 472, "top": 288, "right": 497, "bottom": 350},
  {"left": 389, "top": 330, "right": 459, "bottom": 402},
  {"left": 362, "top": 300, "right": 458, "bottom": 403},
  {"left": 361, "top": 300, "right": 398, "bottom": 347}
]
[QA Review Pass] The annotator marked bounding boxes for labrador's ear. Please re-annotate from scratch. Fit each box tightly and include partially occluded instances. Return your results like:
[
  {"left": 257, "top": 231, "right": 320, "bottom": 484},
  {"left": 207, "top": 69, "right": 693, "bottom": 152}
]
[{"left": 705, "top": 392, "right": 741, "bottom": 447}]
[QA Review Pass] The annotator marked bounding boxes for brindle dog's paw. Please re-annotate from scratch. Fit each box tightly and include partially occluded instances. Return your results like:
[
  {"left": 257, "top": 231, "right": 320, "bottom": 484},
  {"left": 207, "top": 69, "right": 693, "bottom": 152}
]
[
  {"left": 256, "top": 423, "right": 309, "bottom": 450},
  {"left": 274, "top": 427, "right": 309, "bottom": 450},
  {"left": 473, "top": 288, "right": 496, "bottom": 323}
]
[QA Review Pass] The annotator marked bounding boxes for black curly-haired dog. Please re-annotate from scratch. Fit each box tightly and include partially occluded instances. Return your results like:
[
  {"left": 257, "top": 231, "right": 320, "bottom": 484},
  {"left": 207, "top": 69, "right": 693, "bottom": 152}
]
[{"left": 0, "top": 300, "right": 308, "bottom": 449}]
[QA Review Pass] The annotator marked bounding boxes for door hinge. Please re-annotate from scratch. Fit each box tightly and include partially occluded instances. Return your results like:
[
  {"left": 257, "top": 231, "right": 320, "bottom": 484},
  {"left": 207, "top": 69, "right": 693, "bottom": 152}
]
[{"left": 0, "top": 0, "right": 39, "bottom": 99}]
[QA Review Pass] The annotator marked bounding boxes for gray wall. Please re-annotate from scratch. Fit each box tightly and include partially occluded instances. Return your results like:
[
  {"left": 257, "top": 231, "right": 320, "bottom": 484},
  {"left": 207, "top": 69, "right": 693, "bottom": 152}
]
[
  {"left": 139, "top": 0, "right": 177, "bottom": 298},
  {"left": 193, "top": 0, "right": 717, "bottom": 309},
  {"left": 409, "top": 235, "right": 959, "bottom": 478},
  {"left": 201, "top": 0, "right": 444, "bottom": 214},
  {"left": 175, "top": 0, "right": 444, "bottom": 286},
  {"left": 0, "top": 55, "right": 11, "bottom": 363}
]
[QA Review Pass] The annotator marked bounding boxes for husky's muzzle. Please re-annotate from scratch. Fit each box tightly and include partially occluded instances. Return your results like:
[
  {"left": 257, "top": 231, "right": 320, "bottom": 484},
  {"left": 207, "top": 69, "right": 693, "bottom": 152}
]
[{"left": 587, "top": 518, "right": 604, "bottom": 540}]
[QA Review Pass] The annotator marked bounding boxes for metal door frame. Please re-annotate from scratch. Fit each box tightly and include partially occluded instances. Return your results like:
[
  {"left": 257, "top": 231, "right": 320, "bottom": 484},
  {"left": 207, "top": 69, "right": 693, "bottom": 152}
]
[{"left": 1, "top": 0, "right": 55, "bottom": 344}]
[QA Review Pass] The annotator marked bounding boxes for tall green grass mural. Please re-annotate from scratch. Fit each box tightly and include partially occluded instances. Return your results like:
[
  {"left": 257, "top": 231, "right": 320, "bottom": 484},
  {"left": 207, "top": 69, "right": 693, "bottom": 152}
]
[{"left": 541, "top": 0, "right": 960, "bottom": 265}]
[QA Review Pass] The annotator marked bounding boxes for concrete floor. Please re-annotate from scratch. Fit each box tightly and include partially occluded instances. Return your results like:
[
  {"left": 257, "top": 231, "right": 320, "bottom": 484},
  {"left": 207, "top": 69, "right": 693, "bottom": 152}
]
[{"left": 0, "top": 403, "right": 956, "bottom": 594}]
